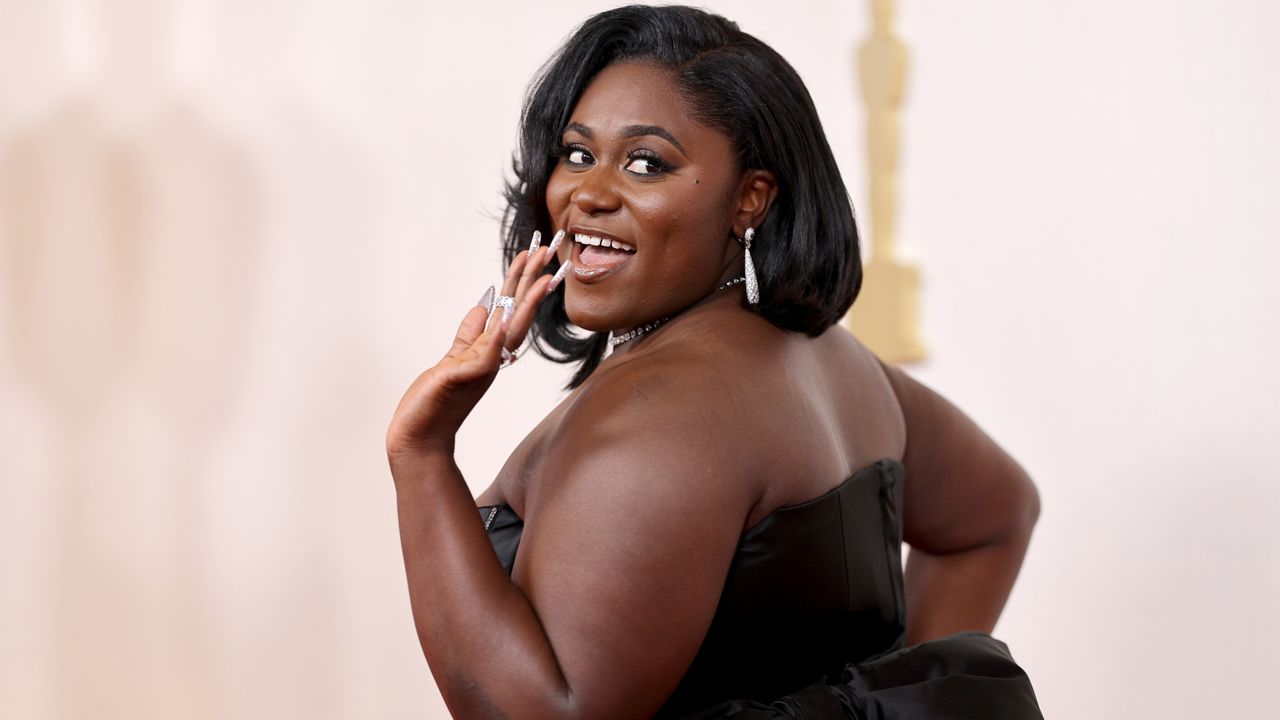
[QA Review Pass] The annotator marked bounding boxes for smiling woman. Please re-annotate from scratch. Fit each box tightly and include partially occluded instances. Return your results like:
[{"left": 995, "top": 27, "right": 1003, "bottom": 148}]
[
  {"left": 389, "top": 5, "right": 1043, "bottom": 719},
  {"left": 503, "top": 6, "right": 865, "bottom": 389},
  {"left": 545, "top": 60, "right": 774, "bottom": 342}
]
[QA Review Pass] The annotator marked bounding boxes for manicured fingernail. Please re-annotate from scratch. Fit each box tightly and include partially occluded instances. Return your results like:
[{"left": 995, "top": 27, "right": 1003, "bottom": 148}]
[
  {"left": 478, "top": 285, "right": 495, "bottom": 310},
  {"left": 528, "top": 230, "right": 542, "bottom": 254},
  {"left": 546, "top": 229, "right": 565, "bottom": 257},
  {"left": 546, "top": 261, "right": 571, "bottom": 294}
]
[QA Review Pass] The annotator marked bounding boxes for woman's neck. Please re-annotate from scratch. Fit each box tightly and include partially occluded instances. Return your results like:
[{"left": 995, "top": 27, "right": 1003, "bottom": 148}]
[{"left": 606, "top": 282, "right": 746, "bottom": 358}]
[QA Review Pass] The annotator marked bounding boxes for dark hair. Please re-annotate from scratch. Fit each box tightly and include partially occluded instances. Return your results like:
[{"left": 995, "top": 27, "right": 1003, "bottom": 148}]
[{"left": 503, "top": 4, "right": 862, "bottom": 388}]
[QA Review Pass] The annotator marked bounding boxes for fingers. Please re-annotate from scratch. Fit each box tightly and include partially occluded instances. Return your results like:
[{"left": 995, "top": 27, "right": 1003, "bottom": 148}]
[
  {"left": 449, "top": 230, "right": 561, "bottom": 370},
  {"left": 506, "top": 230, "right": 564, "bottom": 351},
  {"left": 516, "top": 229, "right": 563, "bottom": 299},
  {"left": 499, "top": 250, "right": 529, "bottom": 301},
  {"left": 446, "top": 304, "right": 507, "bottom": 379},
  {"left": 504, "top": 275, "right": 553, "bottom": 349},
  {"left": 486, "top": 230, "right": 561, "bottom": 346},
  {"left": 493, "top": 244, "right": 538, "bottom": 331},
  {"left": 444, "top": 286, "right": 496, "bottom": 360},
  {"left": 471, "top": 306, "right": 509, "bottom": 370}
]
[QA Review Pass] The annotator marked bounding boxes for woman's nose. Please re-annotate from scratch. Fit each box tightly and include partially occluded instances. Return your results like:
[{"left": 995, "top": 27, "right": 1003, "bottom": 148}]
[{"left": 570, "top": 168, "right": 622, "bottom": 215}]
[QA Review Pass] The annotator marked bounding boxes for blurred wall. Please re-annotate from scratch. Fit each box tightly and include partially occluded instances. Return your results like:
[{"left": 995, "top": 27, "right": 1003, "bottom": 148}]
[{"left": 0, "top": 1, "right": 1276, "bottom": 718}]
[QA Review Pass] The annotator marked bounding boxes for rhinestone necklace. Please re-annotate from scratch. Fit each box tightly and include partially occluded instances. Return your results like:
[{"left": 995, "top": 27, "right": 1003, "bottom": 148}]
[{"left": 608, "top": 276, "right": 747, "bottom": 347}]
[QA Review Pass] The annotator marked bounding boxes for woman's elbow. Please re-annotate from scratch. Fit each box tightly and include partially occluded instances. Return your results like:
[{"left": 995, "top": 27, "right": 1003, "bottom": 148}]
[{"left": 1011, "top": 467, "right": 1041, "bottom": 538}]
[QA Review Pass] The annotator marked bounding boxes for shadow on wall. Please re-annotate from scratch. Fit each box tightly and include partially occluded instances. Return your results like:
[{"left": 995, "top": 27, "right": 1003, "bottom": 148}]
[
  {"left": 0, "top": 84, "right": 264, "bottom": 720},
  {"left": 0, "top": 0, "right": 433, "bottom": 716}
]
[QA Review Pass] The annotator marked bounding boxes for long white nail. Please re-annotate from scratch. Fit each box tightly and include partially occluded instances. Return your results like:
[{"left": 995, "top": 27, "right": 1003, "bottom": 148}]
[
  {"left": 528, "top": 230, "right": 542, "bottom": 254},
  {"left": 546, "top": 229, "right": 565, "bottom": 257},
  {"left": 477, "top": 285, "right": 495, "bottom": 311},
  {"left": 546, "top": 261, "right": 571, "bottom": 294}
]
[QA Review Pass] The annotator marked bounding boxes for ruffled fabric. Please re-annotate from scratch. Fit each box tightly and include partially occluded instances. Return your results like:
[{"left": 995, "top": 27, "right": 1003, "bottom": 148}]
[{"left": 676, "top": 632, "right": 1043, "bottom": 720}]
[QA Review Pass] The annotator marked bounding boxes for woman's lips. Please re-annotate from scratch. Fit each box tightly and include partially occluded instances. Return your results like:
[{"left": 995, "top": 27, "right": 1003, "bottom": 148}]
[{"left": 571, "top": 236, "right": 636, "bottom": 283}]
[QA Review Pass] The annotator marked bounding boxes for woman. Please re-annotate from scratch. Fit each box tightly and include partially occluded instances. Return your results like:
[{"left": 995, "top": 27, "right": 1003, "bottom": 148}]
[{"left": 388, "top": 6, "right": 1042, "bottom": 718}]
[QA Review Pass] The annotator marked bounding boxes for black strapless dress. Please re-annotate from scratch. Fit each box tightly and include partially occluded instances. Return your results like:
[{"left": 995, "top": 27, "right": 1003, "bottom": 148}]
[{"left": 478, "top": 459, "right": 1042, "bottom": 719}]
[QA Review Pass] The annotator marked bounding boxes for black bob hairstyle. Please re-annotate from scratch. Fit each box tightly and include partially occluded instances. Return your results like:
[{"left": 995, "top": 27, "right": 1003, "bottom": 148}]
[{"left": 503, "top": 4, "right": 862, "bottom": 388}]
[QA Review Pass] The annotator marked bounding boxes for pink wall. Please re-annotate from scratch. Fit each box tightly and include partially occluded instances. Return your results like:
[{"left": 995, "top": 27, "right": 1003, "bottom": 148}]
[{"left": 1, "top": 1, "right": 1276, "bottom": 718}]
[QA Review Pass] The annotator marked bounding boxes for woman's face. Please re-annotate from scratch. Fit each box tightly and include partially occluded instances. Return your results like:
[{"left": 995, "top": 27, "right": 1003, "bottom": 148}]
[{"left": 547, "top": 61, "right": 749, "bottom": 334}]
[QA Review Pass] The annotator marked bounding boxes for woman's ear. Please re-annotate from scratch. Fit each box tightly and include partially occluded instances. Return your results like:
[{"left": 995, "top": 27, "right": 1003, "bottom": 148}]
[{"left": 732, "top": 170, "right": 778, "bottom": 237}]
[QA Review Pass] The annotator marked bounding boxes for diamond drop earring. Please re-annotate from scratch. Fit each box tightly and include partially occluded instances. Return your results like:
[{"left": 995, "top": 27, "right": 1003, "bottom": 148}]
[{"left": 739, "top": 227, "right": 760, "bottom": 305}]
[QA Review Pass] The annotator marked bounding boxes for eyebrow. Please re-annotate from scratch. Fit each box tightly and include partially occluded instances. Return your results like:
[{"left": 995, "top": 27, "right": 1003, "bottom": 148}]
[{"left": 564, "top": 122, "right": 688, "bottom": 156}]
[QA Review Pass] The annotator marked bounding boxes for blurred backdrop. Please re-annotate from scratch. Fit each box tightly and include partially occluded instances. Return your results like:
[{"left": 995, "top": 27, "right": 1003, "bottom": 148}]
[{"left": 1, "top": 1, "right": 1277, "bottom": 718}]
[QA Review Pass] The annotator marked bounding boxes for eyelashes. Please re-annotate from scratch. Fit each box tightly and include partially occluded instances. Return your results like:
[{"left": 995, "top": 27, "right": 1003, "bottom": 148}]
[
  {"left": 560, "top": 144, "right": 592, "bottom": 167},
  {"left": 624, "top": 149, "right": 668, "bottom": 176},
  {"left": 555, "top": 143, "right": 670, "bottom": 176}
]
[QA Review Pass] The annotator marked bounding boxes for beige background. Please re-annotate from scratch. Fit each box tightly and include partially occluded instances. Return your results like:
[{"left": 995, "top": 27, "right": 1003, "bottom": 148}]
[{"left": 2, "top": 1, "right": 1277, "bottom": 718}]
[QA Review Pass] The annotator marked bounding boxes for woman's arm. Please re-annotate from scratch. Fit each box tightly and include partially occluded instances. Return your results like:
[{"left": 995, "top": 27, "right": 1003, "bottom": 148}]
[
  {"left": 387, "top": 246, "right": 574, "bottom": 718},
  {"left": 392, "top": 449, "right": 575, "bottom": 717},
  {"left": 388, "top": 246, "right": 753, "bottom": 719},
  {"left": 878, "top": 361, "right": 1041, "bottom": 645},
  {"left": 392, "top": 366, "right": 752, "bottom": 719}
]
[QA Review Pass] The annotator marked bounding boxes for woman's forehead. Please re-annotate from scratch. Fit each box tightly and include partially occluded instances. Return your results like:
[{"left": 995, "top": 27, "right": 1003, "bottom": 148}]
[
  {"left": 565, "top": 62, "right": 730, "bottom": 157},
  {"left": 569, "top": 63, "right": 686, "bottom": 125}
]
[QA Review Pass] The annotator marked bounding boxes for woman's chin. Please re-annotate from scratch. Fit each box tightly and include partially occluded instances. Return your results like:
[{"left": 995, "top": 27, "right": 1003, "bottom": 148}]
[
  {"left": 564, "top": 288, "right": 684, "bottom": 337},
  {"left": 563, "top": 304, "right": 615, "bottom": 335}
]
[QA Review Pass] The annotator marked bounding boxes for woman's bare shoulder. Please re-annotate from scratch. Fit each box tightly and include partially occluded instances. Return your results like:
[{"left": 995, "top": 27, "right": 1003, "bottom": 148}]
[
  {"left": 525, "top": 340, "right": 766, "bottom": 518},
  {"left": 512, "top": 314, "right": 906, "bottom": 524},
  {"left": 555, "top": 345, "right": 755, "bottom": 458}
]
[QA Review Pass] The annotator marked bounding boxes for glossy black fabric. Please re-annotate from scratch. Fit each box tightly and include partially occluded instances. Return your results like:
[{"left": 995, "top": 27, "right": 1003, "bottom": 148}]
[
  {"left": 476, "top": 459, "right": 1042, "bottom": 719},
  {"left": 680, "top": 632, "right": 1042, "bottom": 720}
]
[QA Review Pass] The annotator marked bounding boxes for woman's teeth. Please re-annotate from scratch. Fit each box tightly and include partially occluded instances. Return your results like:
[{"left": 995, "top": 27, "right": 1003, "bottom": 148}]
[{"left": 574, "top": 233, "right": 636, "bottom": 253}]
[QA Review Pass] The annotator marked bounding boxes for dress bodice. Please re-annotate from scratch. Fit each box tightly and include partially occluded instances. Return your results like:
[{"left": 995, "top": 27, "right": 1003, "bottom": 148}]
[{"left": 478, "top": 459, "right": 908, "bottom": 717}]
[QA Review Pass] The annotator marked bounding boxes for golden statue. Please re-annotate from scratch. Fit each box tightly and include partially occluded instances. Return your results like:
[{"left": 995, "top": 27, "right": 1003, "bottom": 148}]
[{"left": 844, "top": 0, "right": 926, "bottom": 363}]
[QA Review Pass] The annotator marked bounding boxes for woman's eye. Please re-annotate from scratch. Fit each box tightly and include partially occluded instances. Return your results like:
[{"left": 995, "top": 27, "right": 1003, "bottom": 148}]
[
  {"left": 625, "top": 154, "right": 666, "bottom": 176},
  {"left": 566, "top": 148, "right": 592, "bottom": 166}
]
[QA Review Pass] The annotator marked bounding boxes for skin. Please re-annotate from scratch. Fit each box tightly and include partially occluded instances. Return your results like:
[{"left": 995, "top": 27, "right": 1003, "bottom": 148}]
[{"left": 388, "top": 62, "right": 1039, "bottom": 719}]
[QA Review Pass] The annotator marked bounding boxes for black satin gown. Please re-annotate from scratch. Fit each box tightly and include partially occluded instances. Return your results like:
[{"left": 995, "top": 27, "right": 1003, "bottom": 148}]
[{"left": 478, "top": 459, "right": 1043, "bottom": 719}]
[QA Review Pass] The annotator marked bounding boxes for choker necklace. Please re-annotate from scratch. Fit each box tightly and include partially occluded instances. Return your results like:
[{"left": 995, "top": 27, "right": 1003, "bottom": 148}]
[{"left": 608, "top": 276, "right": 746, "bottom": 346}]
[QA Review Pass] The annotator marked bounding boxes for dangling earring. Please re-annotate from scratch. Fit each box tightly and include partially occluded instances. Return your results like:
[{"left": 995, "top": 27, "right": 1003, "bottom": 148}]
[{"left": 739, "top": 227, "right": 760, "bottom": 305}]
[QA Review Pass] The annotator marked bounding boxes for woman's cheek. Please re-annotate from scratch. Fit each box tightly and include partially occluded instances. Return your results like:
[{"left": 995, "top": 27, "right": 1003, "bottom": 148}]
[{"left": 545, "top": 171, "right": 570, "bottom": 214}]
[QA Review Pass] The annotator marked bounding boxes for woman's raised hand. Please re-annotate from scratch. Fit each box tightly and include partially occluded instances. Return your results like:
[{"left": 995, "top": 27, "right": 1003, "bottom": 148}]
[{"left": 386, "top": 231, "right": 569, "bottom": 459}]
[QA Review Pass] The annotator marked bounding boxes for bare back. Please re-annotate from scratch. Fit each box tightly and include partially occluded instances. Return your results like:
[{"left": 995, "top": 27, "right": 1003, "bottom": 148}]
[
  {"left": 460, "top": 293, "right": 1036, "bottom": 717},
  {"left": 476, "top": 295, "right": 906, "bottom": 532}
]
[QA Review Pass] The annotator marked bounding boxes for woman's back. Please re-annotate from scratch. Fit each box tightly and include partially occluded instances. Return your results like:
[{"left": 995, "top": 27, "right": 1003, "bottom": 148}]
[
  {"left": 479, "top": 455, "right": 909, "bottom": 716},
  {"left": 477, "top": 299, "right": 906, "bottom": 532},
  {"left": 466, "top": 299, "right": 1040, "bottom": 716},
  {"left": 470, "top": 300, "right": 920, "bottom": 713}
]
